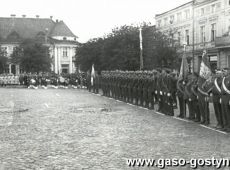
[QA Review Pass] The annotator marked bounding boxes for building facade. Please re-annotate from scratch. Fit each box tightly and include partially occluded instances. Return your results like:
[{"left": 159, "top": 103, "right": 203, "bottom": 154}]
[
  {"left": 0, "top": 15, "right": 78, "bottom": 75},
  {"left": 155, "top": 0, "right": 230, "bottom": 73}
]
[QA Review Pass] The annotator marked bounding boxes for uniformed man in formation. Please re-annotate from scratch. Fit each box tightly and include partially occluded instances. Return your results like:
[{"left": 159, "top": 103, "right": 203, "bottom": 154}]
[
  {"left": 177, "top": 69, "right": 230, "bottom": 132},
  {"left": 93, "top": 69, "right": 177, "bottom": 116},
  {"left": 86, "top": 68, "right": 230, "bottom": 132}
]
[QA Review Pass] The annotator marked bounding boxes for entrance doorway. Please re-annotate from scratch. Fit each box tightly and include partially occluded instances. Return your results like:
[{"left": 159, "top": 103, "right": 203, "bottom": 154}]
[{"left": 11, "top": 65, "right": 16, "bottom": 74}]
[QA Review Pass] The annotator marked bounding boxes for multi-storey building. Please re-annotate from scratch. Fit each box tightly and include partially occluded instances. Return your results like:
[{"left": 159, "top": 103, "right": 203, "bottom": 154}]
[
  {"left": 0, "top": 15, "right": 78, "bottom": 75},
  {"left": 155, "top": 0, "right": 230, "bottom": 73}
]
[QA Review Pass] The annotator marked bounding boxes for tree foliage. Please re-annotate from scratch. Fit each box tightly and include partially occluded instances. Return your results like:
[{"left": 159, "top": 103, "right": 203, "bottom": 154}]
[
  {"left": 11, "top": 39, "right": 51, "bottom": 73},
  {"left": 75, "top": 23, "right": 179, "bottom": 72}
]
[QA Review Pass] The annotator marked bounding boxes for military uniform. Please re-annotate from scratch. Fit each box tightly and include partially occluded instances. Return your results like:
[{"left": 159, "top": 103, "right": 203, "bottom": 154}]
[
  {"left": 212, "top": 76, "right": 223, "bottom": 128},
  {"left": 185, "top": 75, "right": 196, "bottom": 120},
  {"left": 197, "top": 78, "right": 212, "bottom": 125},
  {"left": 177, "top": 78, "right": 186, "bottom": 118},
  {"left": 221, "top": 75, "right": 230, "bottom": 132}
]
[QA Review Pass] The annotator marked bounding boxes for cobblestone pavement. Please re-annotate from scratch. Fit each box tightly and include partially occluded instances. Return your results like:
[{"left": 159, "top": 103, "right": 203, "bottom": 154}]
[{"left": 0, "top": 88, "right": 230, "bottom": 170}]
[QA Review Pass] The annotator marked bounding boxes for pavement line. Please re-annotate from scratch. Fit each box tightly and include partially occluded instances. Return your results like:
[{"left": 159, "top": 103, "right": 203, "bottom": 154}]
[
  {"left": 155, "top": 111, "right": 165, "bottom": 116},
  {"left": 173, "top": 117, "right": 190, "bottom": 123},
  {"left": 44, "top": 103, "right": 49, "bottom": 108},
  {"left": 56, "top": 93, "right": 60, "bottom": 97},
  {"left": 93, "top": 93, "right": 229, "bottom": 136},
  {"left": 200, "top": 125, "right": 228, "bottom": 135}
]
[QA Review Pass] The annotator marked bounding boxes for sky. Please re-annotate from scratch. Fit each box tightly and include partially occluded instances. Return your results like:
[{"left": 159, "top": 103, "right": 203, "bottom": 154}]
[{"left": 0, "top": 0, "right": 191, "bottom": 43}]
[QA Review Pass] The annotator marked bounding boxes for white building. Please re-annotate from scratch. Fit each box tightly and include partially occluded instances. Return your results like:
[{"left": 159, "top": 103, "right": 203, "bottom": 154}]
[{"left": 0, "top": 15, "right": 78, "bottom": 74}]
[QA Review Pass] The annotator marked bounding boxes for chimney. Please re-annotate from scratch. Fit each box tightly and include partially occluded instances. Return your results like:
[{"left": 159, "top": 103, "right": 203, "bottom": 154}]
[
  {"left": 56, "top": 19, "right": 59, "bottom": 23},
  {"left": 36, "top": 15, "right": 39, "bottom": 18},
  {"left": 10, "top": 14, "right": 16, "bottom": 18},
  {"left": 50, "top": 16, "right": 53, "bottom": 19},
  {"left": 22, "top": 15, "right": 26, "bottom": 18}
]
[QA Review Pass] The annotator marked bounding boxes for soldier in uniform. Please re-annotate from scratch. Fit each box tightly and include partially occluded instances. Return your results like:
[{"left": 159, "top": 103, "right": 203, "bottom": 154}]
[
  {"left": 142, "top": 71, "right": 149, "bottom": 108},
  {"left": 221, "top": 70, "right": 230, "bottom": 132},
  {"left": 177, "top": 77, "right": 186, "bottom": 118},
  {"left": 166, "top": 72, "right": 175, "bottom": 116},
  {"left": 147, "top": 71, "right": 156, "bottom": 109},
  {"left": 185, "top": 73, "right": 196, "bottom": 120},
  {"left": 212, "top": 70, "right": 224, "bottom": 129},
  {"left": 197, "top": 76, "right": 212, "bottom": 125},
  {"left": 191, "top": 73, "right": 201, "bottom": 122}
]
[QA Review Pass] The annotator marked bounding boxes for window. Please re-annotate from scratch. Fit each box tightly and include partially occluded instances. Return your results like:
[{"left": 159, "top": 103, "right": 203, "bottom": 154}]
[
  {"left": 185, "top": 30, "right": 190, "bottom": 45},
  {"left": 209, "top": 56, "right": 217, "bottom": 72},
  {"left": 63, "top": 47, "right": 68, "bottom": 57},
  {"left": 158, "top": 20, "right": 162, "bottom": 27},
  {"left": 200, "top": 26, "right": 205, "bottom": 43},
  {"left": 185, "top": 10, "right": 190, "bottom": 19},
  {"left": 178, "top": 32, "right": 181, "bottom": 45},
  {"left": 164, "top": 18, "right": 168, "bottom": 26},
  {"left": 177, "top": 12, "right": 182, "bottom": 21},
  {"left": 211, "top": 23, "right": 216, "bottom": 41},
  {"left": 170, "top": 15, "right": 174, "bottom": 24},
  {"left": 211, "top": 4, "right": 216, "bottom": 13},
  {"left": 201, "top": 8, "right": 205, "bottom": 16},
  {"left": 63, "top": 37, "right": 67, "bottom": 40}
]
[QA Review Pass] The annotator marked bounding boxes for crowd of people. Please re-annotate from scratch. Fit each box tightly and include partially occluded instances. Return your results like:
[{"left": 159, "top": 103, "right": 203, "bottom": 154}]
[
  {"left": 0, "top": 73, "right": 87, "bottom": 89},
  {"left": 87, "top": 69, "right": 230, "bottom": 132}
]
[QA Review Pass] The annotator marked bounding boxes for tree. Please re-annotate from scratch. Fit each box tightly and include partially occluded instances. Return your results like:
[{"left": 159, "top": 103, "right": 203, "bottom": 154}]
[
  {"left": 0, "top": 46, "right": 8, "bottom": 73},
  {"left": 11, "top": 39, "right": 51, "bottom": 73},
  {"left": 142, "top": 25, "right": 178, "bottom": 70},
  {"left": 75, "top": 23, "right": 179, "bottom": 72}
]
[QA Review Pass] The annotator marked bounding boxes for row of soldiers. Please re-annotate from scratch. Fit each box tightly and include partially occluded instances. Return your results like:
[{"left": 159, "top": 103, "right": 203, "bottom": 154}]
[
  {"left": 178, "top": 70, "right": 230, "bottom": 132},
  {"left": 0, "top": 73, "right": 87, "bottom": 89},
  {"left": 90, "top": 70, "right": 178, "bottom": 116},
  {"left": 88, "top": 69, "right": 230, "bottom": 132}
]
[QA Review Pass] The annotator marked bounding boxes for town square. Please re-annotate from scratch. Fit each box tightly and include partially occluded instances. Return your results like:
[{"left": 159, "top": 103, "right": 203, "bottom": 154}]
[{"left": 1, "top": 0, "right": 230, "bottom": 169}]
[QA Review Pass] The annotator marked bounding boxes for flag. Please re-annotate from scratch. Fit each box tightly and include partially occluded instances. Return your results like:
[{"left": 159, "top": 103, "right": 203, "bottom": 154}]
[
  {"left": 178, "top": 53, "right": 189, "bottom": 80},
  {"left": 91, "top": 64, "right": 95, "bottom": 86},
  {"left": 199, "top": 50, "right": 212, "bottom": 80}
]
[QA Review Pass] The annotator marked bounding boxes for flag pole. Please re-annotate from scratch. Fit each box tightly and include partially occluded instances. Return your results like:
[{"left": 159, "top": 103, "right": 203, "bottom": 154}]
[{"left": 139, "top": 26, "right": 143, "bottom": 70}]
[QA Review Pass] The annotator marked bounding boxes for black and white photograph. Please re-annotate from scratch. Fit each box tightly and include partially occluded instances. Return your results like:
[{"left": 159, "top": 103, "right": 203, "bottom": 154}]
[{"left": 0, "top": 0, "right": 230, "bottom": 169}]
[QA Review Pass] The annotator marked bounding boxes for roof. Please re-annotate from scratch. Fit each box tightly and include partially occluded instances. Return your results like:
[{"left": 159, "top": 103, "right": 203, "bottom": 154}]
[
  {"left": 0, "top": 17, "right": 77, "bottom": 42},
  {"left": 50, "top": 20, "right": 76, "bottom": 37},
  {"left": 155, "top": 1, "right": 193, "bottom": 17}
]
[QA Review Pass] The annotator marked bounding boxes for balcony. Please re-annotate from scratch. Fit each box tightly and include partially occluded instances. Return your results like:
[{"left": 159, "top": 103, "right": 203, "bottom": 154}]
[{"left": 215, "top": 36, "right": 230, "bottom": 48}]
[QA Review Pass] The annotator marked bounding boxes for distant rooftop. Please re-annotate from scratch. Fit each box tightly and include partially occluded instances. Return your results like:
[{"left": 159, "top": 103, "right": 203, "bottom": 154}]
[
  {"left": 155, "top": 1, "right": 193, "bottom": 17},
  {"left": 0, "top": 15, "right": 77, "bottom": 42}
]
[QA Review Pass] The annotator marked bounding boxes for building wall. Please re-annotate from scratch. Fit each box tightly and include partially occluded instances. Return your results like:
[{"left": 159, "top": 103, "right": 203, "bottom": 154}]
[
  {"left": 155, "top": 0, "right": 230, "bottom": 72},
  {"left": 155, "top": 2, "right": 194, "bottom": 49},
  {"left": 1, "top": 42, "right": 77, "bottom": 75},
  {"left": 52, "top": 44, "right": 76, "bottom": 74}
]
